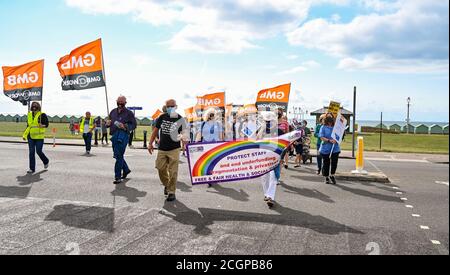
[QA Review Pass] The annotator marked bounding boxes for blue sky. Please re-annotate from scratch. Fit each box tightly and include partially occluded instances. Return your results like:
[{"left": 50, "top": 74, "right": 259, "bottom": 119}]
[{"left": 0, "top": 0, "right": 448, "bottom": 122}]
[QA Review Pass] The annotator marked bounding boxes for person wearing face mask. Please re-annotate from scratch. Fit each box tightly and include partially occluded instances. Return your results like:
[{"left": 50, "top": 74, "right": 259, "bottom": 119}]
[
  {"left": 199, "top": 109, "right": 224, "bottom": 143},
  {"left": 148, "top": 99, "right": 188, "bottom": 202},
  {"left": 22, "top": 102, "right": 50, "bottom": 174},
  {"left": 80, "top": 112, "right": 95, "bottom": 155},
  {"left": 106, "top": 96, "right": 137, "bottom": 184}
]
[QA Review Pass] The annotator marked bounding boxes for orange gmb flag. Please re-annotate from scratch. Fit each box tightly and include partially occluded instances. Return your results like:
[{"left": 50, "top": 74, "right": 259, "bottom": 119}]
[
  {"left": 256, "top": 83, "right": 291, "bottom": 112},
  {"left": 151, "top": 109, "right": 163, "bottom": 120},
  {"left": 2, "top": 59, "right": 44, "bottom": 104},
  {"left": 57, "top": 39, "right": 105, "bottom": 91},
  {"left": 185, "top": 107, "right": 198, "bottom": 123},
  {"left": 196, "top": 92, "right": 226, "bottom": 110}
]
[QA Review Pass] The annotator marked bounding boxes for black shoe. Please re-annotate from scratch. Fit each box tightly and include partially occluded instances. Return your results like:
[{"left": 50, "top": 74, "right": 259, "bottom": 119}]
[
  {"left": 330, "top": 176, "right": 337, "bottom": 185},
  {"left": 164, "top": 187, "right": 168, "bottom": 196},
  {"left": 284, "top": 165, "right": 288, "bottom": 169},
  {"left": 266, "top": 198, "right": 274, "bottom": 208},
  {"left": 166, "top": 194, "right": 176, "bottom": 202},
  {"left": 325, "top": 177, "right": 331, "bottom": 184},
  {"left": 317, "top": 169, "right": 321, "bottom": 175},
  {"left": 294, "top": 165, "right": 301, "bottom": 168},
  {"left": 113, "top": 178, "right": 122, "bottom": 184},
  {"left": 122, "top": 170, "right": 131, "bottom": 179}
]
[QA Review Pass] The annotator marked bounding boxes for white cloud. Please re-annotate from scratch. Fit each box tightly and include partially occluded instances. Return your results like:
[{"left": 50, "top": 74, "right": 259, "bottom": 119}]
[
  {"left": 277, "top": 60, "right": 321, "bottom": 74},
  {"left": 338, "top": 55, "right": 449, "bottom": 73},
  {"left": 287, "top": 0, "right": 449, "bottom": 73},
  {"left": 277, "top": 66, "right": 308, "bottom": 75},
  {"left": 66, "top": 0, "right": 313, "bottom": 54}
]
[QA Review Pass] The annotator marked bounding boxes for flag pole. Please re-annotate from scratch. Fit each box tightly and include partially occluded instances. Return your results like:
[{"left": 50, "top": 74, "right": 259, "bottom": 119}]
[{"left": 100, "top": 39, "right": 110, "bottom": 118}]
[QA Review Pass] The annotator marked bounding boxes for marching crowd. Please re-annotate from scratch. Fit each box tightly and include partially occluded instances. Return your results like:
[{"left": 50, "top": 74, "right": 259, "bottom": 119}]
[{"left": 22, "top": 96, "right": 341, "bottom": 208}]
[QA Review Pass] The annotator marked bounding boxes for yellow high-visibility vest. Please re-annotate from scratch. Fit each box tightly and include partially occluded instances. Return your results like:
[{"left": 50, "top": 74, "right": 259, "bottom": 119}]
[
  {"left": 23, "top": 112, "right": 46, "bottom": 140},
  {"left": 80, "top": 117, "right": 95, "bottom": 133}
]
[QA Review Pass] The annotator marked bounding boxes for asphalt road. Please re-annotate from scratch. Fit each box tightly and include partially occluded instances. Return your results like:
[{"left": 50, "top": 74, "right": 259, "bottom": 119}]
[{"left": 0, "top": 142, "right": 448, "bottom": 255}]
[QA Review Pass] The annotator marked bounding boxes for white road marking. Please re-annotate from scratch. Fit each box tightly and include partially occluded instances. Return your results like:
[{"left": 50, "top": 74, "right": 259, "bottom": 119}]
[
  {"left": 393, "top": 187, "right": 399, "bottom": 190},
  {"left": 396, "top": 192, "right": 403, "bottom": 195},
  {"left": 406, "top": 205, "right": 414, "bottom": 208},
  {"left": 431, "top": 240, "right": 441, "bottom": 245},
  {"left": 367, "top": 157, "right": 429, "bottom": 163},
  {"left": 435, "top": 181, "right": 449, "bottom": 186},
  {"left": 420, "top": 225, "right": 430, "bottom": 230},
  {"left": 412, "top": 214, "right": 421, "bottom": 217},
  {"left": 401, "top": 198, "right": 408, "bottom": 201}
]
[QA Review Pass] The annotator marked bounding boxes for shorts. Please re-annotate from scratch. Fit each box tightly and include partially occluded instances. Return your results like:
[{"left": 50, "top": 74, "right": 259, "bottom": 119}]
[{"left": 295, "top": 144, "right": 303, "bottom": 155}]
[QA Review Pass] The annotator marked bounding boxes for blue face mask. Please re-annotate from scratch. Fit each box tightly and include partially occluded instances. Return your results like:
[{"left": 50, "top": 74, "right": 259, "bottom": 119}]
[{"left": 167, "top": 107, "right": 176, "bottom": 115}]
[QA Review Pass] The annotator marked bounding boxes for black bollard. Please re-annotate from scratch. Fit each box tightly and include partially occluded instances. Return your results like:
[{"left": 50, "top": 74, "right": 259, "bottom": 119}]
[{"left": 143, "top": 130, "right": 148, "bottom": 148}]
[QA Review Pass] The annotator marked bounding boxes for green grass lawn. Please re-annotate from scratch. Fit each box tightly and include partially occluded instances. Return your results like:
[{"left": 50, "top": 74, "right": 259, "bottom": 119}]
[
  {"left": 0, "top": 122, "right": 152, "bottom": 141},
  {"left": 0, "top": 122, "right": 448, "bottom": 154}
]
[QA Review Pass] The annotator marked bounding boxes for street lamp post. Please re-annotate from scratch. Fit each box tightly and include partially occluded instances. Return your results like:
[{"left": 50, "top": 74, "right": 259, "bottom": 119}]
[{"left": 406, "top": 97, "right": 411, "bottom": 134}]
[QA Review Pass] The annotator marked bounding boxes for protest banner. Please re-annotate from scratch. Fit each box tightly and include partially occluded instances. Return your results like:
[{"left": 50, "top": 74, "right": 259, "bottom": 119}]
[
  {"left": 331, "top": 112, "right": 348, "bottom": 144},
  {"left": 2, "top": 59, "right": 44, "bottom": 106},
  {"left": 328, "top": 101, "right": 341, "bottom": 118},
  {"left": 256, "top": 83, "right": 291, "bottom": 112},
  {"left": 186, "top": 131, "right": 302, "bottom": 185}
]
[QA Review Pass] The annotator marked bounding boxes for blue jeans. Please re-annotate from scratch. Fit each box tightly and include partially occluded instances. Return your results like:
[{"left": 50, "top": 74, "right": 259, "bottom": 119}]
[
  {"left": 111, "top": 132, "right": 131, "bottom": 179},
  {"left": 83, "top": 133, "right": 92, "bottom": 152},
  {"left": 28, "top": 139, "right": 49, "bottom": 172}
]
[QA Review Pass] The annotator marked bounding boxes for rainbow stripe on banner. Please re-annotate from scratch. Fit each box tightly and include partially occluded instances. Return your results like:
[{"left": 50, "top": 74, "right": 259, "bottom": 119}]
[{"left": 192, "top": 139, "right": 290, "bottom": 177}]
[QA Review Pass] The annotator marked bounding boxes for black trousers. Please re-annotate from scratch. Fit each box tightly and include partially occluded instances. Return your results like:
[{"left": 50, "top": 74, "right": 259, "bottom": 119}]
[{"left": 321, "top": 152, "right": 340, "bottom": 177}]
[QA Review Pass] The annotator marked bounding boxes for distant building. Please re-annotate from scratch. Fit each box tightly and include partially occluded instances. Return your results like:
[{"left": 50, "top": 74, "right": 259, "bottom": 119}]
[
  {"left": 139, "top": 117, "right": 152, "bottom": 126},
  {"left": 443, "top": 125, "right": 449, "bottom": 135},
  {"left": 0, "top": 114, "right": 5, "bottom": 122},
  {"left": 389, "top": 124, "right": 402, "bottom": 133},
  {"left": 414, "top": 124, "right": 429, "bottom": 134},
  {"left": 61, "top": 115, "right": 71, "bottom": 123},
  {"left": 429, "top": 124, "right": 443, "bottom": 135},
  {"left": 52, "top": 115, "right": 62, "bottom": 123},
  {"left": 375, "top": 123, "right": 388, "bottom": 129},
  {"left": 310, "top": 107, "right": 353, "bottom": 132},
  {"left": 5, "top": 115, "right": 14, "bottom": 122},
  {"left": 20, "top": 114, "right": 27, "bottom": 122},
  {"left": 402, "top": 124, "right": 415, "bottom": 133}
]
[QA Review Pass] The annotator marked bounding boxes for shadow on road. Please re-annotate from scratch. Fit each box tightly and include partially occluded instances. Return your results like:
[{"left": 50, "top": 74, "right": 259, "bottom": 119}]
[
  {"left": 279, "top": 181, "right": 335, "bottom": 203},
  {"left": 290, "top": 175, "right": 324, "bottom": 183},
  {"left": 45, "top": 204, "right": 115, "bottom": 233},
  {"left": 177, "top": 181, "right": 192, "bottom": 193},
  {"left": 333, "top": 182, "right": 403, "bottom": 203},
  {"left": 161, "top": 200, "right": 363, "bottom": 237},
  {"left": 206, "top": 184, "right": 250, "bottom": 202},
  {"left": 111, "top": 181, "right": 147, "bottom": 203},
  {"left": 16, "top": 170, "right": 47, "bottom": 186},
  {"left": 161, "top": 200, "right": 212, "bottom": 236},
  {"left": 0, "top": 185, "right": 32, "bottom": 198}
]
